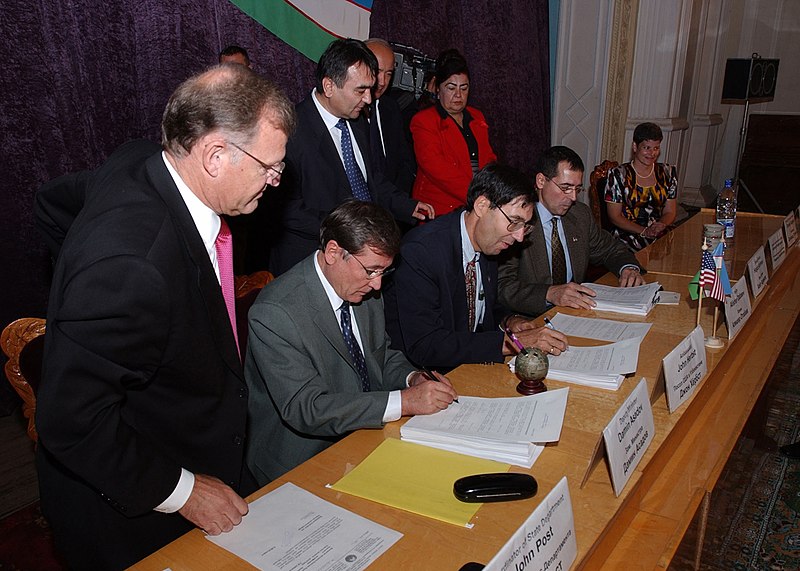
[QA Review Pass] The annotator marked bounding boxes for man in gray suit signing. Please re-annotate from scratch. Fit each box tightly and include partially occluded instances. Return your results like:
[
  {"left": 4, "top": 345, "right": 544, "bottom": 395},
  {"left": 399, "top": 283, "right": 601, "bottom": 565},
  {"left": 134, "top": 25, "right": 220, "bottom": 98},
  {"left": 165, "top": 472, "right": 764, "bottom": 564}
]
[
  {"left": 245, "top": 201, "right": 457, "bottom": 484},
  {"left": 499, "top": 145, "right": 644, "bottom": 317}
]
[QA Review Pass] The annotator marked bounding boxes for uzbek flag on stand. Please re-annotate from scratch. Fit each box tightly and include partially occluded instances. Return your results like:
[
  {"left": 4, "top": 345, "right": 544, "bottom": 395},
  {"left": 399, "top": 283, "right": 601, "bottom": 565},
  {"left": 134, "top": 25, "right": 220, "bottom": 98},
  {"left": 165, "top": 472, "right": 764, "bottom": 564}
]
[{"left": 230, "top": 0, "right": 373, "bottom": 62}]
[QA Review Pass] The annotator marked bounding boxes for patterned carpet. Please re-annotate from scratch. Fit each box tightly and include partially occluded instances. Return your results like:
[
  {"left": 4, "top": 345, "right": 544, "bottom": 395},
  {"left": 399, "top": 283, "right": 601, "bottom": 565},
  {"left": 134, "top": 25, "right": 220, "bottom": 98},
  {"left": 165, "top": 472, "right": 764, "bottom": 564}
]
[{"left": 670, "top": 316, "right": 800, "bottom": 571}]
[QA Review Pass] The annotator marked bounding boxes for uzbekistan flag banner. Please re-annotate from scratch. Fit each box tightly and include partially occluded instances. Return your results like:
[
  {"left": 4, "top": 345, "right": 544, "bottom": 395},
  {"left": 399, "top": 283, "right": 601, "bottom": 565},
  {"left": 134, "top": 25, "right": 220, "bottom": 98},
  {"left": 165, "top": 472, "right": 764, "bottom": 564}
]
[{"left": 230, "top": 0, "right": 373, "bottom": 62}]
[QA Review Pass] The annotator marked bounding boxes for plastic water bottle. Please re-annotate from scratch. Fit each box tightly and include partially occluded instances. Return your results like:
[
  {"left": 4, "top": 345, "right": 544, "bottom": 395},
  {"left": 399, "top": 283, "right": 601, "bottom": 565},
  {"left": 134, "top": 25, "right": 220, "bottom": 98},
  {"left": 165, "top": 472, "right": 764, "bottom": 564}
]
[{"left": 716, "top": 178, "right": 737, "bottom": 239}]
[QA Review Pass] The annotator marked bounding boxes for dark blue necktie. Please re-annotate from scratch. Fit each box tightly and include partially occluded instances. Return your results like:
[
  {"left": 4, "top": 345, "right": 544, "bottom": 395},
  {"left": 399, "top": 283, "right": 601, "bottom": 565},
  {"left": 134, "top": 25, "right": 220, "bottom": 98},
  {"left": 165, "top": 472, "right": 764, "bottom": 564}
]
[
  {"left": 339, "top": 301, "right": 371, "bottom": 392},
  {"left": 335, "top": 118, "right": 372, "bottom": 201}
]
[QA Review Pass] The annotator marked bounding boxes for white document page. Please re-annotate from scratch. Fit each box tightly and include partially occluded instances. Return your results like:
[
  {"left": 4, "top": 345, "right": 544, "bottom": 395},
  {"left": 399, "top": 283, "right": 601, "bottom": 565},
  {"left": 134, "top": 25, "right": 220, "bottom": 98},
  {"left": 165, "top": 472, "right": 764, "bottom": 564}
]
[
  {"left": 547, "top": 337, "right": 641, "bottom": 375},
  {"left": 400, "top": 388, "right": 569, "bottom": 443},
  {"left": 548, "top": 312, "right": 653, "bottom": 341},
  {"left": 207, "top": 483, "right": 402, "bottom": 571}
]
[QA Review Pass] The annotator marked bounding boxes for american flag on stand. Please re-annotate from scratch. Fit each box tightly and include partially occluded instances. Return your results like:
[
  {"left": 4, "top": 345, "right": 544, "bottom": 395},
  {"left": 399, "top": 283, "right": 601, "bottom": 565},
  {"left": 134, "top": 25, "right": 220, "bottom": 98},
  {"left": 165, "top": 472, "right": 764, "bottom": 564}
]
[{"left": 699, "top": 243, "right": 728, "bottom": 302}]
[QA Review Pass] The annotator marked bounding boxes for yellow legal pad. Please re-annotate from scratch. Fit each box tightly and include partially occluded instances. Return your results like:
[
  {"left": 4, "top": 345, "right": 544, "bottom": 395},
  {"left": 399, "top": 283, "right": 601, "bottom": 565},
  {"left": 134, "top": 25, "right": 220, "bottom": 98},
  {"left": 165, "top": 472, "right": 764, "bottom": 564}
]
[{"left": 330, "top": 437, "right": 509, "bottom": 527}]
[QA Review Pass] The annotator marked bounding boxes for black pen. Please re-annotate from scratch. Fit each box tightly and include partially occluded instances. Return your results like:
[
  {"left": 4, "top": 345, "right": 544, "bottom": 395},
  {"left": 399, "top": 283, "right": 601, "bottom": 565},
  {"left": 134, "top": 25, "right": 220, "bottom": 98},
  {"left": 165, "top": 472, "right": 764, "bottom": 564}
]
[
  {"left": 543, "top": 317, "right": 556, "bottom": 330},
  {"left": 421, "top": 366, "right": 459, "bottom": 403}
]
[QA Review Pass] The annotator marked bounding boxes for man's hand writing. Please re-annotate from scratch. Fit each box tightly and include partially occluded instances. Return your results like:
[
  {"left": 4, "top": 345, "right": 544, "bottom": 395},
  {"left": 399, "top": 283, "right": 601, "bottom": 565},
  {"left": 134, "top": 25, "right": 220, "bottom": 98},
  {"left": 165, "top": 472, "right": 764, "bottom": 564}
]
[
  {"left": 402, "top": 372, "right": 457, "bottom": 414},
  {"left": 511, "top": 326, "right": 569, "bottom": 356},
  {"left": 178, "top": 474, "right": 248, "bottom": 535}
]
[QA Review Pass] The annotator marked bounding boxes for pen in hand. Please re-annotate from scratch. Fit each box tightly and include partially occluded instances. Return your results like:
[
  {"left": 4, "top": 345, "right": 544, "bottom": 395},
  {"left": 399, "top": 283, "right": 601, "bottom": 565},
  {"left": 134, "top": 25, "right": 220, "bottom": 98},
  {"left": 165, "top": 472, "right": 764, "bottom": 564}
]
[
  {"left": 543, "top": 317, "right": 556, "bottom": 330},
  {"left": 421, "top": 366, "right": 459, "bottom": 403},
  {"left": 499, "top": 325, "right": 530, "bottom": 356}
]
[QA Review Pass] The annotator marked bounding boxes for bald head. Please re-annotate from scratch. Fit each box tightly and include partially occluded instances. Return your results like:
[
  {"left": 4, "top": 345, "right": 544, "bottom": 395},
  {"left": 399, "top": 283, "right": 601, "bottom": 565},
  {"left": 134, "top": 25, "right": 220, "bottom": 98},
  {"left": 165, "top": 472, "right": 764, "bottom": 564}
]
[{"left": 365, "top": 38, "right": 395, "bottom": 99}]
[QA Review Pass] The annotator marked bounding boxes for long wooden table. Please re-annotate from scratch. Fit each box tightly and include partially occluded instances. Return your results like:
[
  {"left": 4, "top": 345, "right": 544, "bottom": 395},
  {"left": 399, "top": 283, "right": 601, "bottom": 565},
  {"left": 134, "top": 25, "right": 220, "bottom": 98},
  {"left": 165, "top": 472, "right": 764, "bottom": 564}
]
[{"left": 132, "top": 210, "right": 800, "bottom": 570}]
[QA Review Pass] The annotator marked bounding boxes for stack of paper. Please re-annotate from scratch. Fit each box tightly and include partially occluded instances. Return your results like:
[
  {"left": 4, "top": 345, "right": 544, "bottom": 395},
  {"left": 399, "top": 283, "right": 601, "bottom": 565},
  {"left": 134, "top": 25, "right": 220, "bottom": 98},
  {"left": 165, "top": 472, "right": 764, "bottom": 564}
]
[
  {"left": 547, "top": 313, "right": 653, "bottom": 342},
  {"left": 582, "top": 282, "right": 662, "bottom": 316},
  {"left": 509, "top": 337, "right": 642, "bottom": 390},
  {"left": 400, "top": 389, "right": 569, "bottom": 468}
]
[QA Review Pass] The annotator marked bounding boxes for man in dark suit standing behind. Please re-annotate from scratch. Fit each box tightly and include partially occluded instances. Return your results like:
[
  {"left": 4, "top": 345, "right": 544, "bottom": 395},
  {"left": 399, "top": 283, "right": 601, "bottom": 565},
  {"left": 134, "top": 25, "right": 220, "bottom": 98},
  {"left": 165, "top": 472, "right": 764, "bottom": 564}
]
[
  {"left": 364, "top": 38, "right": 416, "bottom": 196},
  {"left": 269, "top": 39, "right": 433, "bottom": 275},
  {"left": 34, "top": 65, "right": 295, "bottom": 570}
]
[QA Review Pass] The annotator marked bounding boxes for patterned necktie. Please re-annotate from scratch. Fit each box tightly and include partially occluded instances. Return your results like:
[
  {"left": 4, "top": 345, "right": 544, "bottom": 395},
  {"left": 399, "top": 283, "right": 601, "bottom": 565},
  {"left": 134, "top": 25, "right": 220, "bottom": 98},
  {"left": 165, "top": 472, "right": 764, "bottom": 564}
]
[
  {"left": 215, "top": 218, "right": 240, "bottom": 357},
  {"left": 551, "top": 217, "right": 567, "bottom": 285},
  {"left": 368, "top": 102, "right": 386, "bottom": 176},
  {"left": 339, "top": 301, "right": 371, "bottom": 392},
  {"left": 335, "top": 118, "right": 372, "bottom": 201},
  {"left": 465, "top": 254, "right": 478, "bottom": 332}
]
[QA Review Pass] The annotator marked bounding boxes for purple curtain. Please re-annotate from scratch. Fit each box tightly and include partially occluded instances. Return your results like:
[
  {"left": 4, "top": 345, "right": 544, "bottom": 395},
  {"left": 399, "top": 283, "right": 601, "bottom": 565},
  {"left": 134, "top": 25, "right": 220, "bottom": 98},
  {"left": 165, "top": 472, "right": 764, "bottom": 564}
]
[
  {"left": 370, "top": 0, "right": 551, "bottom": 171},
  {"left": 0, "top": 0, "right": 549, "bottom": 336}
]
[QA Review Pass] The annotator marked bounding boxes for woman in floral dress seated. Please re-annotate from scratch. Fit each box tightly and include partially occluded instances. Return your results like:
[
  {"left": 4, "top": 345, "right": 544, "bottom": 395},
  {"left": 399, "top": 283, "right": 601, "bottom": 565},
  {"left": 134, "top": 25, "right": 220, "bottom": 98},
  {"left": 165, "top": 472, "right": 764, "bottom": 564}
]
[{"left": 605, "top": 122, "right": 677, "bottom": 251}]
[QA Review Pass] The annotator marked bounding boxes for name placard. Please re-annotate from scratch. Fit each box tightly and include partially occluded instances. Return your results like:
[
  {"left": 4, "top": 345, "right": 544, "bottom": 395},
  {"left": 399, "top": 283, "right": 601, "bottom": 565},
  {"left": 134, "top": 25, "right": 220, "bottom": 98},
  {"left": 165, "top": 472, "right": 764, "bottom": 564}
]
[
  {"left": 746, "top": 246, "right": 769, "bottom": 298},
  {"left": 663, "top": 326, "right": 708, "bottom": 413},
  {"left": 484, "top": 477, "right": 577, "bottom": 571},
  {"left": 602, "top": 378, "right": 655, "bottom": 496},
  {"left": 724, "top": 277, "right": 751, "bottom": 340},
  {"left": 769, "top": 228, "right": 787, "bottom": 270},
  {"left": 785, "top": 211, "right": 798, "bottom": 248}
]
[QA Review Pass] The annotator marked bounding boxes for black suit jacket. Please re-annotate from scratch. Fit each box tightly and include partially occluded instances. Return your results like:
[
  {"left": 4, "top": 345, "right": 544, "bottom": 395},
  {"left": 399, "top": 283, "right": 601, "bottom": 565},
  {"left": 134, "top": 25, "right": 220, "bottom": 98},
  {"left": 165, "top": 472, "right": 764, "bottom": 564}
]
[
  {"left": 370, "top": 96, "right": 416, "bottom": 196},
  {"left": 383, "top": 209, "right": 507, "bottom": 371},
  {"left": 270, "top": 95, "right": 418, "bottom": 275},
  {"left": 35, "top": 140, "right": 251, "bottom": 570}
]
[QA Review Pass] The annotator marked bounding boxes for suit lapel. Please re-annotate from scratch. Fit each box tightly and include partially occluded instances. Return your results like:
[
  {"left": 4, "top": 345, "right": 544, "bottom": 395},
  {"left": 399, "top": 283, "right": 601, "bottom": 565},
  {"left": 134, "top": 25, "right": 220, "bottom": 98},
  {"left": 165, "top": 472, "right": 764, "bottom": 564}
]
[
  {"left": 144, "top": 154, "right": 243, "bottom": 379},
  {"left": 298, "top": 99, "right": 353, "bottom": 196},
  {"left": 561, "top": 210, "right": 584, "bottom": 282},
  {"left": 302, "top": 257, "right": 361, "bottom": 381},
  {"left": 531, "top": 219, "right": 553, "bottom": 282},
  {"left": 447, "top": 211, "right": 470, "bottom": 330}
]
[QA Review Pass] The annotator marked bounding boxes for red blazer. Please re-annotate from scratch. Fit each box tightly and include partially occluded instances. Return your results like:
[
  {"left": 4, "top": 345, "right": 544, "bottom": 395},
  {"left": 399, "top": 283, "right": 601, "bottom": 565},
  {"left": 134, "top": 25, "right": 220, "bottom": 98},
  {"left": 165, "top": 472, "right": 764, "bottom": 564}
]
[{"left": 411, "top": 105, "right": 497, "bottom": 215}]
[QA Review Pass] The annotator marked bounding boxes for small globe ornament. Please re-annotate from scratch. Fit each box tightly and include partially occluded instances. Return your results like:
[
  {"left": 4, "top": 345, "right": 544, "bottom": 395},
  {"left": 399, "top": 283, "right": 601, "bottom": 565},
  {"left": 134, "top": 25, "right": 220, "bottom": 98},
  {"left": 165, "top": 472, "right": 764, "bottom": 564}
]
[{"left": 515, "top": 347, "right": 549, "bottom": 395}]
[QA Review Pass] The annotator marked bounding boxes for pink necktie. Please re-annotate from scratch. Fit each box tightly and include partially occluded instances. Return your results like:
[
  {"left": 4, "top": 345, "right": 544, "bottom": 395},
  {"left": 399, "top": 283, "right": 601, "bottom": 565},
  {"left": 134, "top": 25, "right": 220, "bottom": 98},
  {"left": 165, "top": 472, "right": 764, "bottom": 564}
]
[{"left": 215, "top": 218, "right": 240, "bottom": 357}]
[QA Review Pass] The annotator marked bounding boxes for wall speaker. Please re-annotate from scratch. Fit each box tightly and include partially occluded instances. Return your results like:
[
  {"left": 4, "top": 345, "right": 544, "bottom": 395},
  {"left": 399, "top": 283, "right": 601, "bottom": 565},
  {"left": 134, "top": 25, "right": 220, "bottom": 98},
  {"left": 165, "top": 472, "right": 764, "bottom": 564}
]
[{"left": 721, "top": 56, "right": 779, "bottom": 104}]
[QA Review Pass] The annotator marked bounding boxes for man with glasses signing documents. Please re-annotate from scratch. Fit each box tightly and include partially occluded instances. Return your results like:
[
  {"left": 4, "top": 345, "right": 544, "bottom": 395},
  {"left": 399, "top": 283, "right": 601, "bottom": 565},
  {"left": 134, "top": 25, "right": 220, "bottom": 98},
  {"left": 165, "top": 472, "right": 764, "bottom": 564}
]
[
  {"left": 499, "top": 146, "right": 644, "bottom": 317},
  {"left": 245, "top": 201, "right": 457, "bottom": 485}
]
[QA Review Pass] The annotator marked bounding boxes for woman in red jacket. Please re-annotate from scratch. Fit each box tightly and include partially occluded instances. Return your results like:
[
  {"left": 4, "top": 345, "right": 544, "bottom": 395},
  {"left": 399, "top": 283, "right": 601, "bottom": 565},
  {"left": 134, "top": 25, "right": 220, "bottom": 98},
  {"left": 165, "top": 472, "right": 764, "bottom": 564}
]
[{"left": 411, "top": 49, "right": 497, "bottom": 215}]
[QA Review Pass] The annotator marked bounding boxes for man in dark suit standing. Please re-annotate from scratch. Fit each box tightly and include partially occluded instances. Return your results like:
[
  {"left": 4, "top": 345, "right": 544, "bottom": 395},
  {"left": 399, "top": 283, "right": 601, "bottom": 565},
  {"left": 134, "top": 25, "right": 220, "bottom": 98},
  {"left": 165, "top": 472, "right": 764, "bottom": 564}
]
[
  {"left": 34, "top": 65, "right": 296, "bottom": 570},
  {"left": 269, "top": 39, "right": 434, "bottom": 275},
  {"left": 383, "top": 164, "right": 568, "bottom": 372},
  {"left": 498, "top": 146, "right": 644, "bottom": 317},
  {"left": 364, "top": 38, "right": 416, "bottom": 196},
  {"left": 246, "top": 201, "right": 456, "bottom": 484}
]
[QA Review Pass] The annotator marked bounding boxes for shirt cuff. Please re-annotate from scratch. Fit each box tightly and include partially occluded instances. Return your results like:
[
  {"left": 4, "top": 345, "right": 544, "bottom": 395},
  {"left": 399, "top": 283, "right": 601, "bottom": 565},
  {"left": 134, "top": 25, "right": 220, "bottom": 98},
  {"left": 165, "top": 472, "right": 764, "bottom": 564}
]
[
  {"left": 154, "top": 468, "right": 195, "bottom": 513},
  {"left": 620, "top": 264, "right": 640, "bottom": 274},
  {"left": 383, "top": 390, "right": 403, "bottom": 422}
]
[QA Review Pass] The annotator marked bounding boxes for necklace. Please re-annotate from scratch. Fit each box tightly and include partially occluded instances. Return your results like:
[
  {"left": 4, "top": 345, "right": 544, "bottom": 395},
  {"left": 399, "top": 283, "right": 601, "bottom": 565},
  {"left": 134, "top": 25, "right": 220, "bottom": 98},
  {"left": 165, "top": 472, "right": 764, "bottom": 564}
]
[{"left": 633, "top": 162, "right": 655, "bottom": 179}]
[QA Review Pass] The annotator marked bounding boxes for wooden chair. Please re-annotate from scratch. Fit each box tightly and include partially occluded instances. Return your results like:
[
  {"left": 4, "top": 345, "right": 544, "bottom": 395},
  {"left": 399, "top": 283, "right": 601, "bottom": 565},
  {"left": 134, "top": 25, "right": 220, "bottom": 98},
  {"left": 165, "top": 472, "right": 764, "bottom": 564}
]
[
  {"left": 234, "top": 270, "right": 274, "bottom": 356},
  {"left": 1, "top": 318, "right": 46, "bottom": 443},
  {"left": 589, "top": 160, "right": 619, "bottom": 232}
]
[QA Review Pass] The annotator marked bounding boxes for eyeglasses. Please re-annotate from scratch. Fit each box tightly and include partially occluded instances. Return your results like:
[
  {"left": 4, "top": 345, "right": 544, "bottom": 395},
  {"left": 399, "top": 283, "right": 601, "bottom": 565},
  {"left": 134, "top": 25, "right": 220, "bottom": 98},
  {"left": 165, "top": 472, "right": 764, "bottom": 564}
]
[
  {"left": 495, "top": 205, "right": 534, "bottom": 235},
  {"left": 545, "top": 177, "right": 584, "bottom": 195},
  {"left": 229, "top": 142, "right": 285, "bottom": 179},
  {"left": 346, "top": 251, "right": 395, "bottom": 279}
]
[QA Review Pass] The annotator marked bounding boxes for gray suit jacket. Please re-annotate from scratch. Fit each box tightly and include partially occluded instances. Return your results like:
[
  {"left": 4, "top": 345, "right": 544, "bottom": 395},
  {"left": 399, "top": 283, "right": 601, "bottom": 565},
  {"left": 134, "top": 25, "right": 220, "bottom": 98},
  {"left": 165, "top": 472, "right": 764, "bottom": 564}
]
[
  {"left": 498, "top": 202, "right": 642, "bottom": 316},
  {"left": 245, "top": 254, "right": 415, "bottom": 484}
]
